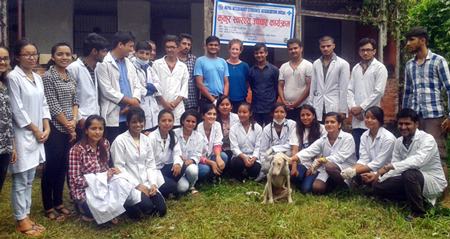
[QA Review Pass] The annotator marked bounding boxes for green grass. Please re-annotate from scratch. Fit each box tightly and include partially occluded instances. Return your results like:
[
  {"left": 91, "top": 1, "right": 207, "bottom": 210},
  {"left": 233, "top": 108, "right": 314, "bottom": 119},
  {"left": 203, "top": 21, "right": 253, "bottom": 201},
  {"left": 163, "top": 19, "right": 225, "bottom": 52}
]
[{"left": 0, "top": 174, "right": 450, "bottom": 239}]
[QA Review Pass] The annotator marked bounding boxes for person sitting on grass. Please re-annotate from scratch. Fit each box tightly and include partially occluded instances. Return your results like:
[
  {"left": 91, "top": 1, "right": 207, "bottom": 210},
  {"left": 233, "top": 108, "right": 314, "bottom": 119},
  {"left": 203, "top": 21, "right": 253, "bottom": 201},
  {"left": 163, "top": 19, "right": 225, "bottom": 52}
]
[
  {"left": 229, "top": 102, "right": 262, "bottom": 183},
  {"left": 257, "top": 102, "right": 296, "bottom": 182},
  {"left": 70, "top": 115, "right": 154, "bottom": 224},
  {"left": 174, "top": 110, "right": 203, "bottom": 196},
  {"left": 197, "top": 104, "right": 228, "bottom": 180},
  {"left": 289, "top": 104, "right": 326, "bottom": 193},
  {"left": 147, "top": 109, "right": 186, "bottom": 200},
  {"left": 340, "top": 106, "right": 396, "bottom": 186},
  {"left": 291, "top": 112, "right": 357, "bottom": 194},
  {"left": 111, "top": 108, "right": 167, "bottom": 218},
  {"left": 361, "top": 108, "right": 447, "bottom": 220},
  {"left": 216, "top": 95, "right": 240, "bottom": 163}
]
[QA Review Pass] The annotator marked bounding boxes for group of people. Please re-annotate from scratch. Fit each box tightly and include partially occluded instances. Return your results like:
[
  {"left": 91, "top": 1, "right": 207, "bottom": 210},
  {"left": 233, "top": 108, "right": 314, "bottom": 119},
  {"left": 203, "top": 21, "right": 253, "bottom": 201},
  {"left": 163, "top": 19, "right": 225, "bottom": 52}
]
[{"left": 0, "top": 25, "right": 449, "bottom": 236}]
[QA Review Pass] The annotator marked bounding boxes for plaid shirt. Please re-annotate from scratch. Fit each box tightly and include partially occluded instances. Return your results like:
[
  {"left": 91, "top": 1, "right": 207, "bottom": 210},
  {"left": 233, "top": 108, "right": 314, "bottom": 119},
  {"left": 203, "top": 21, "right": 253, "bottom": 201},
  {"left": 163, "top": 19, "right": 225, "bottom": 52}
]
[
  {"left": 179, "top": 54, "right": 198, "bottom": 108},
  {"left": 68, "top": 140, "right": 110, "bottom": 202},
  {"left": 42, "top": 66, "right": 79, "bottom": 133},
  {"left": 80, "top": 57, "right": 96, "bottom": 82},
  {"left": 403, "top": 50, "right": 450, "bottom": 119}
]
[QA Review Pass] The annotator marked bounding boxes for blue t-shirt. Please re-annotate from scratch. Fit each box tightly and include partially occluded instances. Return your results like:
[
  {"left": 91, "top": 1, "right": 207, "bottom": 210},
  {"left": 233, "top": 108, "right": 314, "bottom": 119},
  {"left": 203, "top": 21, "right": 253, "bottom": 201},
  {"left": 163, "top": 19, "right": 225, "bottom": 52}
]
[
  {"left": 112, "top": 54, "right": 132, "bottom": 122},
  {"left": 194, "top": 56, "right": 229, "bottom": 96},
  {"left": 227, "top": 61, "right": 249, "bottom": 102}
]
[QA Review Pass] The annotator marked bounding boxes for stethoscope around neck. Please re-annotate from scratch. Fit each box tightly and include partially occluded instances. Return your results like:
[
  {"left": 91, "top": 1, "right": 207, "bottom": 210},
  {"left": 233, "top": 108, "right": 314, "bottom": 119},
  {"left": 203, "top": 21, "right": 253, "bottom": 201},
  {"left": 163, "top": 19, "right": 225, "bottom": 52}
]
[{"left": 270, "top": 122, "right": 290, "bottom": 144}]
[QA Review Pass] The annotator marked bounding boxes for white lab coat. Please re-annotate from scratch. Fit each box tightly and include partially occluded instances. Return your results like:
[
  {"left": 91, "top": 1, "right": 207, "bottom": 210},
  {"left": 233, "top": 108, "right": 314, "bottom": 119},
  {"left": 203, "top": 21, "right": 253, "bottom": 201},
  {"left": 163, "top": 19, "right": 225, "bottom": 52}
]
[
  {"left": 67, "top": 58, "right": 100, "bottom": 120},
  {"left": 259, "top": 119, "right": 296, "bottom": 162},
  {"left": 197, "top": 121, "right": 223, "bottom": 159},
  {"left": 96, "top": 52, "right": 147, "bottom": 127},
  {"left": 356, "top": 127, "right": 395, "bottom": 171},
  {"left": 111, "top": 130, "right": 161, "bottom": 188},
  {"left": 152, "top": 56, "right": 189, "bottom": 125},
  {"left": 289, "top": 124, "right": 327, "bottom": 151},
  {"left": 84, "top": 172, "right": 141, "bottom": 224},
  {"left": 8, "top": 66, "right": 51, "bottom": 173},
  {"left": 347, "top": 58, "right": 388, "bottom": 129},
  {"left": 228, "top": 112, "right": 240, "bottom": 128},
  {"left": 147, "top": 128, "right": 184, "bottom": 170},
  {"left": 174, "top": 128, "right": 203, "bottom": 165},
  {"left": 230, "top": 122, "right": 263, "bottom": 164},
  {"left": 131, "top": 60, "right": 162, "bottom": 129},
  {"left": 310, "top": 55, "right": 350, "bottom": 121},
  {"left": 378, "top": 130, "right": 447, "bottom": 204}
]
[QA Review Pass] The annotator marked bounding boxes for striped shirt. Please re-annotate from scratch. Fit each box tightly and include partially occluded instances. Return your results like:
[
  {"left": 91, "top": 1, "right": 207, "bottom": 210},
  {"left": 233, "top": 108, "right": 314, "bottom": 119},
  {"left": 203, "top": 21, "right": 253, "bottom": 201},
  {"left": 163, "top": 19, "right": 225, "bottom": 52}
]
[{"left": 402, "top": 50, "right": 450, "bottom": 119}]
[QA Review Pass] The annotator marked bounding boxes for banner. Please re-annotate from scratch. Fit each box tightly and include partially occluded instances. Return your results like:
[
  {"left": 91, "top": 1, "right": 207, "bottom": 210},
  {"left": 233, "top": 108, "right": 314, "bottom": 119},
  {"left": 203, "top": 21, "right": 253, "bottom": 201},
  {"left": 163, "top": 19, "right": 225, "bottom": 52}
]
[{"left": 212, "top": 0, "right": 296, "bottom": 48}]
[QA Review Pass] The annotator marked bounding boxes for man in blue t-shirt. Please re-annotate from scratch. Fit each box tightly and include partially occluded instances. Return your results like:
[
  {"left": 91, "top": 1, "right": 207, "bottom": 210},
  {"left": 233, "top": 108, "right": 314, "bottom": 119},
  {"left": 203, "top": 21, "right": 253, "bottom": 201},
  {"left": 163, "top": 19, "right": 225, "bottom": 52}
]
[{"left": 194, "top": 36, "right": 229, "bottom": 110}]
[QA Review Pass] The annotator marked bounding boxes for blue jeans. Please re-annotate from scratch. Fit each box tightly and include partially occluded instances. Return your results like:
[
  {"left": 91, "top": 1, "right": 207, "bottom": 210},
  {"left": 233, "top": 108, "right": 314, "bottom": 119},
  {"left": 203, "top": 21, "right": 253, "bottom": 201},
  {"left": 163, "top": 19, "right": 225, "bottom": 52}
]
[
  {"left": 352, "top": 128, "right": 366, "bottom": 159},
  {"left": 11, "top": 168, "right": 36, "bottom": 220},
  {"left": 198, "top": 152, "right": 228, "bottom": 180},
  {"left": 291, "top": 165, "right": 319, "bottom": 193}
]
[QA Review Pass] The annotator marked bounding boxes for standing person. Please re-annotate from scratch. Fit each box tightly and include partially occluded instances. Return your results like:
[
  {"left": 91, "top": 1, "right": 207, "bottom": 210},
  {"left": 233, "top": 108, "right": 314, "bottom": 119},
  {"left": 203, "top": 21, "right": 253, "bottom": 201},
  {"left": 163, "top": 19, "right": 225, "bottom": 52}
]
[
  {"left": 363, "top": 109, "right": 447, "bottom": 219},
  {"left": 178, "top": 33, "right": 198, "bottom": 111},
  {"left": 174, "top": 110, "right": 203, "bottom": 195},
  {"left": 41, "top": 42, "right": 78, "bottom": 219},
  {"left": 9, "top": 38, "right": 50, "bottom": 235},
  {"left": 402, "top": 26, "right": 450, "bottom": 206},
  {"left": 194, "top": 36, "right": 229, "bottom": 109},
  {"left": 248, "top": 43, "right": 279, "bottom": 126},
  {"left": 229, "top": 102, "right": 262, "bottom": 182},
  {"left": 0, "top": 44, "right": 17, "bottom": 193},
  {"left": 347, "top": 38, "right": 388, "bottom": 157},
  {"left": 310, "top": 36, "right": 350, "bottom": 122},
  {"left": 226, "top": 39, "right": 249, "bottom": 112},
  {"left": 67, "top": 33, "right": 109, "bottom": 141},
  {"left": 197, "top": 104, "right": 229, "bottom": 179},
  {"left": 153, "top": 35, "right": 189, "bottom": 127},
  {"left": 291, "top": 112, "right": 357, "bottom": 194},
  {"left": 96, "top": 31, "right": 146, "bottom": 147},
  {"left": 131, "top": 41, "right": 162, "bottom": 132},
  {"left": 216, "top": 95, "right": 240, "bottom": 161},
  {"left": 147, "top": 40, "right": 157, "bottom": 66},
  {"left": 278, "top": 38, "right": 313, "bottom": 120},
  {"left": 289, "top": 105, "right": 326, "bottom": 193},
  {"left": 111, "top": 108, "right": 167, "bottom": 217}
]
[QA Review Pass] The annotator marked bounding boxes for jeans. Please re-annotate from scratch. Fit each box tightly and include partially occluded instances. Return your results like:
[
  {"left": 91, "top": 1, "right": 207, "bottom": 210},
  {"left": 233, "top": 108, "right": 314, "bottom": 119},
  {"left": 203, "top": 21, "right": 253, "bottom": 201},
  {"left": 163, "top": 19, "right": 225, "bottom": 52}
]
[
  {"left": 0, "top": 153, "right": 10, "bottom": 193},
  {"left": 290, "top": 165, "right": 318, "bottom": 193},
  {"left": 198, "top": 152, "right": 228, "bottom": 180},
  {"left": 159, "top": 163, "right": 187, "bottom": 197},
  {"left": 230, "top": 157, "right": 261, "bottom": 180},
  {"left": 352, "top": 128, "right": 366, "bottom": 159},
  {"left": 253, "top": 113, "right": 272, "bottom": 127},
  {"left": 125, "top": 192, "right": 166, "bottom": 218},
  {"left": 286, "top": 107, "right": 301, "bottom": 121},
  {"left": 177, "top": 164, "right": 199, "bottom": 193},
  {"left": 11, "top": 168, "right": 36, "bottom": 220}
]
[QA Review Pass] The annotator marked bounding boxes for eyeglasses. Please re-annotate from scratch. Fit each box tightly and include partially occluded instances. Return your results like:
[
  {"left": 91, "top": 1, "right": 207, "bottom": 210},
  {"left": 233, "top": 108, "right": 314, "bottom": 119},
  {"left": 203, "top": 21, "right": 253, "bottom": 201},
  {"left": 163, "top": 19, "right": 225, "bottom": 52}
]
[
  {"left": 359, "top": 49, "right": 374, "bottom": 53},
  {"left": 20, "top": 53, "right": 40, "bottom": 59},
  {"left": 165, "top": 46, "right": 177, "bottom": 51},
  {"left": 0, "top": 56, "right": 10, "bottom": 63}
]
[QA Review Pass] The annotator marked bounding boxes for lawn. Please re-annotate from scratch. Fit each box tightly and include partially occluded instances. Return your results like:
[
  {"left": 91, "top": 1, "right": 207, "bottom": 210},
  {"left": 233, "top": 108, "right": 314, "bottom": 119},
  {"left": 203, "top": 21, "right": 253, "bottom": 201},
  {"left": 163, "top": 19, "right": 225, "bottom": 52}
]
[{"left": 0, "top": 173, "right": 449, "bottom": 239}]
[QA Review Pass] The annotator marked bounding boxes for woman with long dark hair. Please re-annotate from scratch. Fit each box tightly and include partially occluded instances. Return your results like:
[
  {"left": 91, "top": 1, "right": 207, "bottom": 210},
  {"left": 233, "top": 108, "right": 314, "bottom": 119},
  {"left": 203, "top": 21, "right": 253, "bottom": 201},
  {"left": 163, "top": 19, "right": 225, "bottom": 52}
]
[{"left": 216, "top": 95, "right": 239, "bottom": 161}]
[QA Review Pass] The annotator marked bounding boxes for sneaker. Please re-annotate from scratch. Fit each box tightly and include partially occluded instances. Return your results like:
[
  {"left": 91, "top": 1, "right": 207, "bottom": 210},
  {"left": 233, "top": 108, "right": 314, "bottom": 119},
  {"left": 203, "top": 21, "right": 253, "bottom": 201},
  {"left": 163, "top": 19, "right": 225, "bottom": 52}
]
[{"left": 254, "top": 172, "right": 266, "bottom": 182}]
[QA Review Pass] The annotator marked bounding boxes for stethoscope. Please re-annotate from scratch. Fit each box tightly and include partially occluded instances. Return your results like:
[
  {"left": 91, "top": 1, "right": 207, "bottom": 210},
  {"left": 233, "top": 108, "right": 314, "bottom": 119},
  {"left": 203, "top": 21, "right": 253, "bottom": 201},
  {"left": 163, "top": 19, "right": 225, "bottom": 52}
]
[{"left": 269, "top": 122, "right": 290, "bottom": 145}]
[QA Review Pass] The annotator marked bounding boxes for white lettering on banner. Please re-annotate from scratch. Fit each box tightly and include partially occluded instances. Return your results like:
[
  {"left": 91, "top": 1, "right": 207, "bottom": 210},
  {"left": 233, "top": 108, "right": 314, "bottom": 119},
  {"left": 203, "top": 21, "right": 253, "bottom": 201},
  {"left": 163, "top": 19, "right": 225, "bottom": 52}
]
[{"left": 213, "top": 0, "right": 296, "bottom": 48}]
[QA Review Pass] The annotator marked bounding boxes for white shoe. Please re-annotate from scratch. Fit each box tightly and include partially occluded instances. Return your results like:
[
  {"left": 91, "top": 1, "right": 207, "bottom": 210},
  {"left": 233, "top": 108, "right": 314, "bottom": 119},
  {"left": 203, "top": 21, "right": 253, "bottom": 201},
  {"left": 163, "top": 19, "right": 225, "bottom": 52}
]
[{"left": 254, "top": 172, "right": 266, "bottom": 182}]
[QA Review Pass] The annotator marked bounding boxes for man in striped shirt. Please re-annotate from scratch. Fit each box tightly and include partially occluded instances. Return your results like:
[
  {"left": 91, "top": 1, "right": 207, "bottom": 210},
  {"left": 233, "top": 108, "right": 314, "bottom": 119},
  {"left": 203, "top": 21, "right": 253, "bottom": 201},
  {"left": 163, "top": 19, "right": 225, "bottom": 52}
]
[{"left": 402, "top": 26, "right": 450, "bottom": 206}]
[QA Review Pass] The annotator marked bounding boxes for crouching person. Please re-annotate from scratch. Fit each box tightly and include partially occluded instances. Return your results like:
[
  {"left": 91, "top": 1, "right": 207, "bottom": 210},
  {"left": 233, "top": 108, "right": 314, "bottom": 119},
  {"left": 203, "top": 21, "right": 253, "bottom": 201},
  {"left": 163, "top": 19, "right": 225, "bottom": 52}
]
[{"left": 363, "top": 109, "right": 447, "bottom": 219}]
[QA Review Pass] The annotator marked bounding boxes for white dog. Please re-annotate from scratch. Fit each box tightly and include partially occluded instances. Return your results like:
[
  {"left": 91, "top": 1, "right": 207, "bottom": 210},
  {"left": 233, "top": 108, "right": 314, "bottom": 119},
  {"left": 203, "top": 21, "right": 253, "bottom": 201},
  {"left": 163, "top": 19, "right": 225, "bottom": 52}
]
[{"left": 262, "top": 152, "right": 293, "bottom": 204}]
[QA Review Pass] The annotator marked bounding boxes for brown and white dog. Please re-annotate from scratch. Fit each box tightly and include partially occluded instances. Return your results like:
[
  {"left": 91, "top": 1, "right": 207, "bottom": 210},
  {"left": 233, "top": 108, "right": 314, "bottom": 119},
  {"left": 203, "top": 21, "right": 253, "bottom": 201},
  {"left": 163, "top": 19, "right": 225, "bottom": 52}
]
[{"left": 261, "top": 152, "right": 293, "bottom": 204}]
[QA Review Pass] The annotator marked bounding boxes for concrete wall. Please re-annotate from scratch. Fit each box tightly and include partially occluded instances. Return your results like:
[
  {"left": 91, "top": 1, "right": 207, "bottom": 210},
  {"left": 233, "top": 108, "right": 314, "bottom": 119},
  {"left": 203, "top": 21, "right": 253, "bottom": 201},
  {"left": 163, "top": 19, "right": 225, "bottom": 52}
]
[
  {"left": 24, "top": 0, "right": 73, "bottom": 54},
  {"left": 118, "top": 0, "right": 150, "bottom": 42}
]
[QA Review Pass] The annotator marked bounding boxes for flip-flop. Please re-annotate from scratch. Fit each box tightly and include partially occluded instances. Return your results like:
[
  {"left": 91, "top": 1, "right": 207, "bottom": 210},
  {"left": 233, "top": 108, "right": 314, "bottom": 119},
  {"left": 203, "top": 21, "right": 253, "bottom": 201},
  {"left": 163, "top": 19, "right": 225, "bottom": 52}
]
[
  {"left": 189, "top": 187, "right": 199, "bottom": 196},
  {"left": 31, "top": 223, "right": 45, "bottom": 232},
  {"left": 17, "top": 226, "right": 41, "bottom": 236},
  {"left": 43, "top": 209, "right": 65, "bottom": 221},
  {"left": 404, "top": 215, "right": 416, "bottom": 222},
  {"left": 54, "top": 206, "right": 75, "bottom": 216}
]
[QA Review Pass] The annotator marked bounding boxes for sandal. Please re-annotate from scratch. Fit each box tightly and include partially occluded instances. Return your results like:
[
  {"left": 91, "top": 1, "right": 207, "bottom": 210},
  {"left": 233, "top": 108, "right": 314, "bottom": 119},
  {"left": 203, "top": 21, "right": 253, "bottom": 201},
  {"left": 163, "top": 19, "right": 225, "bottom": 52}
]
[
  {"left": 43, "top": 209, "right": 65, "bottom": 221},
  {"left": 54, "top": 205, "right": 75, "bottom": 216},
  {"left": 110, "top": 218, "right": 119, "bottom": 225},
  {"left": 31, "top": 223, "right": 45, "bottom": 232},
  {"left": 17, "top": 226, "right": 41, "bottom": 236},
  {"left": 81, "top": 215, "right": 95, "bottom": 223},
  {"left": 189, "top": 187, "right": 199, "bottom": 196}
]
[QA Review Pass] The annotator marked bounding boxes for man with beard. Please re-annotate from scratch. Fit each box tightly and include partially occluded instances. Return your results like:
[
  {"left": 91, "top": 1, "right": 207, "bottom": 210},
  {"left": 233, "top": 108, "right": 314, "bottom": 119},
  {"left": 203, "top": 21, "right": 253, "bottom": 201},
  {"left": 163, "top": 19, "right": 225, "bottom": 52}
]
[
  {"left": 402, "top": 26, "right": 450, "bottom": 207},
  {"left": 67, "top": 33, "right": 109, "bottom": 141},
  {"left": 177, "top": 33, "right": 198, "bottom": 110}
]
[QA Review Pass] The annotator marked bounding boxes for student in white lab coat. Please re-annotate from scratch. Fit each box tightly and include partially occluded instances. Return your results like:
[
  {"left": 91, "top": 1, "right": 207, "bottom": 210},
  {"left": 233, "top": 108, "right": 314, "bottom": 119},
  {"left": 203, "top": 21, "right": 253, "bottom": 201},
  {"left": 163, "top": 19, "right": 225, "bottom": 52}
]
[
  {"left": 257, "top": 103, "right": 296, "bottom": 181},
  {"left": 8, "top": 38, "right": 50, "bottom": 235},
  {"left": 131, "top": 41, "right": 162, "bottom": 132},
  {"left": 197, "top": 104, "right": 229, "bottom": 179},
  {"left": 148, "top": 109, "right": 186, "bottom": 199},
  {"left": 364, "top": 108, "right": 447, "bottom": 219},
  {"left": 174, "top": 110, "right": 203, "bottom": 195},
  {"left": 216, "top": 95, "right": 240, "bottom": 161},
  {"left": 340, "top": 106, "right": 395, "bottom": 185},
  {"left": 289, "top": 104, "right": 326, "bottom": 193},
  {"left": 111, "top": 108, "right": 167, "bottom": 218},
  {"left": 291, "top": 112, "right": 357, "bottom": 194},
  {"left": 229, "top": 102, "right": 262, "bottom": 181},
  {"left": 152, "top": 35, "right": 189, "bottom": 126}
]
